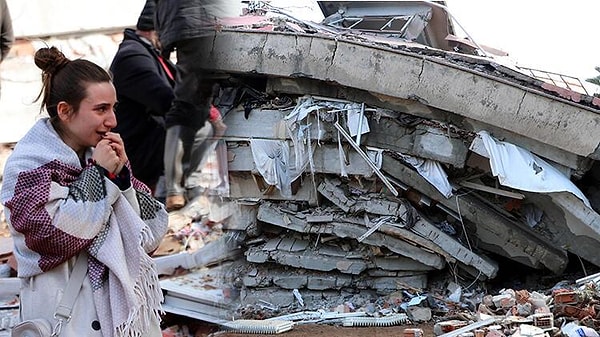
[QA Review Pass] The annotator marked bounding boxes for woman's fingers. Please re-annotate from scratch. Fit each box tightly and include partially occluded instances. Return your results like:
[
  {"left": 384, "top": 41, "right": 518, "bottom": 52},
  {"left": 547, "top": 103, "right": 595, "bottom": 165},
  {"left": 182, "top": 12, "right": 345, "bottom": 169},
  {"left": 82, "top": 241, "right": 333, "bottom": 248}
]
[
  {"left": 103, "top": 132, "right": 123, "bottom": 146},
  {"left": 103, "top": 132, "right": 128, "bottom": 164}
]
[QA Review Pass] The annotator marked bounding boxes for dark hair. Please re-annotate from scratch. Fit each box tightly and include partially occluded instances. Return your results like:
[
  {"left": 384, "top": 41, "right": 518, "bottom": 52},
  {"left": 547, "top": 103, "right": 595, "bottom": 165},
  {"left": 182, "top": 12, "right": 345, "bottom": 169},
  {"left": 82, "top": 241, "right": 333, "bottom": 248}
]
[{"left": 34, "top": 46, "right": 112, "bottom": 119}]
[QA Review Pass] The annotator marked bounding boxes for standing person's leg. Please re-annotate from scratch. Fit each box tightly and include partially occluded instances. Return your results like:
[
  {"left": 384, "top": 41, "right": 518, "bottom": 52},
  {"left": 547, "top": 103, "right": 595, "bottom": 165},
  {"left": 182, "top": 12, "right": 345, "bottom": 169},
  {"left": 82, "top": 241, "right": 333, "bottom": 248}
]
[
  {"left": 164, "top": 37, "right": 212, "bottom": 211},
  {"left": 164, "top": 125, "right": 189, "bottom": 210}
]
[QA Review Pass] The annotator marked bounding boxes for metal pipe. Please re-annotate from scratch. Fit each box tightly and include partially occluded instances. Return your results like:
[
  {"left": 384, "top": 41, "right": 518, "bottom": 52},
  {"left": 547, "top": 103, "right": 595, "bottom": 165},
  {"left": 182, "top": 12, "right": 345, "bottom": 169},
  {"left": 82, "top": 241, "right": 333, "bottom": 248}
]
[
  {"left": 334, "top": 122, "right": 398, "bottom": 196},
  {"left": 356, "top": 102, "right": 365, "bottom": 145}
]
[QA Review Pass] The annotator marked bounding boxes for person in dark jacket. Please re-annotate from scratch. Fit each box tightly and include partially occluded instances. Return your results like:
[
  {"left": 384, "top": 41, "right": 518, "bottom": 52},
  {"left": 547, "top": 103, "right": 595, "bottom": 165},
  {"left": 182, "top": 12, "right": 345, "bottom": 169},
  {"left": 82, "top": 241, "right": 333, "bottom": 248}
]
[
  {"left": 109, "top": 0, "right": 176, "bottom": 195},
  {"left": 154, "top": 0, "right": 222, "bottom": 211},
  {"left": 0, "top": 0, "right": 14, "bottom": 98}
]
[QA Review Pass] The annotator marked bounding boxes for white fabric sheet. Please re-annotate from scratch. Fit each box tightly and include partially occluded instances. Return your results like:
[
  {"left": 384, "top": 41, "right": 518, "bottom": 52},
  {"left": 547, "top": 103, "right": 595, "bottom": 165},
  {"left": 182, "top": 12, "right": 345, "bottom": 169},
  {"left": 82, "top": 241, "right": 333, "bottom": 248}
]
[
  {"left": 400, "top": 154, "right": 453, "bottom": 198},
  {"left": 250, "top": 139, "right": 292, "bottom": 197},
  {"left": 478, "top": 130, "right": 590, "bottom": 208}
]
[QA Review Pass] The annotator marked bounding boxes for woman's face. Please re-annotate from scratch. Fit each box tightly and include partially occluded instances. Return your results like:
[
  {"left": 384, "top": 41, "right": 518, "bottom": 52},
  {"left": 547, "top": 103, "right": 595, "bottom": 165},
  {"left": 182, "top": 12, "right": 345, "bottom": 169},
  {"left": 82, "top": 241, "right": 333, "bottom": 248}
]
[{"left": 58, "top": 82, "right": 118, "bottom": 154}]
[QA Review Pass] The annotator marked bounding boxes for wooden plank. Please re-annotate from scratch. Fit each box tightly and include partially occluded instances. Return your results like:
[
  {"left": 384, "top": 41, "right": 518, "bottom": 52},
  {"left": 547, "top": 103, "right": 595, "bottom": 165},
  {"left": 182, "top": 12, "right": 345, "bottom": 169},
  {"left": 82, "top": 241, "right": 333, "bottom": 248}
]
[{"left": 459, "top": 181, "right": 525, "bottom": 199}]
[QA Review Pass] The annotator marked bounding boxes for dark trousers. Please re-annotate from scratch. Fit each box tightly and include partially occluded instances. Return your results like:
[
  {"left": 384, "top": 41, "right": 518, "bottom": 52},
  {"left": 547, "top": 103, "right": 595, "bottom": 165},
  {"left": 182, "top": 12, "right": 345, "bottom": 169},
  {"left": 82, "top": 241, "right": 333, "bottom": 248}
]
[
  {"left": 164, "top": 36, "right": 215, "bottom": 198},
  {"left": 165, "top": 37, "right": 212, "bottom": 129}
]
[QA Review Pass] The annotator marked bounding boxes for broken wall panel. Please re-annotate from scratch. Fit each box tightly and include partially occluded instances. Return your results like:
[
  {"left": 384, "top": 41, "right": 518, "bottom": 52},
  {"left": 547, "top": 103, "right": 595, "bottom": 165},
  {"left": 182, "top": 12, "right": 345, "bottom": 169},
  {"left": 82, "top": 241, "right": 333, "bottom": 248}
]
[
  {"left": 411, "top": 124, "right": 469, "bottom": 168},
  {"left": 316, "top": 176, "right": 497, "bottom": 277},
  {"left": 316, "top": 177, "right": 452, "bottom": 260},
  {"left": 466, "top": 134, "right": 600, "bottom": 268},
  {"left": 241, "top": 262, "right": 427, "bottom": 292},
  {"left": 409, "top": 219, "right": 499, "bottom": 278},
  {"left": 381, "top": 154, "right": 569, "bottom": 274},
  {"left": 239, "top": 287, "right": 382, "bottom": 311},
  {"left": 245, "top": 236, "right": 434, "bottom": 275},
  {"left": 154, "top": 233, "right": 243, "bottom": 276},
  {"left": 317, "top": 178, "right": 356, "bottom": 212},
  {"left": 226, "top": 200, "right": 259, "bottom": 231},
  {"left": 222, "top": 109, "right": 289, "bottom": 140},
  {"left": 551, "top": 193, "right": 600, "bottom": 239},
  {"left": 227, "top": 142, "right": 374, "bottom": 176},
  {"left": 228, "top": 172, "right": 319, "bottom": 205},
  {"left": 222, "top": 108, "right": 337, "bottom": 141},
  {"left": 246, "top": 246, "right": 368, "bottom": 274},
  {"left": 318, "top": 178, "right": 448, "bottom": 262},
  {"left": 523, "top": 192, "right": 600, "bottom": 268},
  {"left": 364, "top": 119, "right": 469, "bottom": 167},
  {"left": 256, "top": 202, "right": 446, "bottom": 269}
]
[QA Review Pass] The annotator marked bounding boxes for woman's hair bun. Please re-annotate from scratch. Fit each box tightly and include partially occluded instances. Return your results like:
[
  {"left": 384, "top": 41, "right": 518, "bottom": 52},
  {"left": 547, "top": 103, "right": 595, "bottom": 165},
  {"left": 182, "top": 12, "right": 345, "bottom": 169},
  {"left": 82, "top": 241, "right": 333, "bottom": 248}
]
[{"left": 34, "top": 46, "right": 70, "bottom": 75}]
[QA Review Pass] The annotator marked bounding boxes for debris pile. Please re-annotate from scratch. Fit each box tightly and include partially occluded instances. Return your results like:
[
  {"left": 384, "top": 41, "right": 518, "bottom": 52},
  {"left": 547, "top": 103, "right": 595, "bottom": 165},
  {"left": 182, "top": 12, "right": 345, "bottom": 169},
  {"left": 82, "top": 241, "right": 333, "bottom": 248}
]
[
  {"left": 209, "top": 86, "right": 599, "bottom": 314},
  {"left": 194, "top": 3, "right": 600, "bottom": 325}
]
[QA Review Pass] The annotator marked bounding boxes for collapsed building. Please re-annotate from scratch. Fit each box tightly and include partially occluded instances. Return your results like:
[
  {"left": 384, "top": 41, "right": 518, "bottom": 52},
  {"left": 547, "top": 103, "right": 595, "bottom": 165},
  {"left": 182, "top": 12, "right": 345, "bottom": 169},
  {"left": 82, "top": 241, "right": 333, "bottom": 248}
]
[{"left": 156, "top": 0, "right": 600, "bottom": 322}]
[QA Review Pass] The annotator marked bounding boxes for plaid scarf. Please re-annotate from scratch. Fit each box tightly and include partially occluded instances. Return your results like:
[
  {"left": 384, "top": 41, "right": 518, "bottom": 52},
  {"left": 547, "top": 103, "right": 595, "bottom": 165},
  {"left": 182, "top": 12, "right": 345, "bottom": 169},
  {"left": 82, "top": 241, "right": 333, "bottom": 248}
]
[{"left": 1, "top": 118, "right": 168, "bottom": 337}]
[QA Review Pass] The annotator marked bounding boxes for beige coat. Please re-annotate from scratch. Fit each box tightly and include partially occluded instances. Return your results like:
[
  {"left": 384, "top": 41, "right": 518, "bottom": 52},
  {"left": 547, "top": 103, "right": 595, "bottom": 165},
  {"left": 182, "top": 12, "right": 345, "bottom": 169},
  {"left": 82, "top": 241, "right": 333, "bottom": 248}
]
[
  {"left": 17, "top": 187, "right": 163, "bottom": 337},
  {"left": 19, "top": 256, "right": 162, "bottom": 337}
]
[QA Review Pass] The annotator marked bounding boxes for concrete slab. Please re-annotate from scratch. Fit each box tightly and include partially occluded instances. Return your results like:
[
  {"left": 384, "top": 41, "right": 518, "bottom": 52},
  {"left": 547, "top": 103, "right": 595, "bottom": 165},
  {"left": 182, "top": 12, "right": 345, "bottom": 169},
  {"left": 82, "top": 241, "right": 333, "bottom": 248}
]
[
  {"left": 257, "top": 202, "right": 446, "bottom": 269},
  {"left": 227, "top": 142, "right": 374, "bottom": 176},
  {"left": 203, "top": 30, "right": 600, "bottom": 160}
]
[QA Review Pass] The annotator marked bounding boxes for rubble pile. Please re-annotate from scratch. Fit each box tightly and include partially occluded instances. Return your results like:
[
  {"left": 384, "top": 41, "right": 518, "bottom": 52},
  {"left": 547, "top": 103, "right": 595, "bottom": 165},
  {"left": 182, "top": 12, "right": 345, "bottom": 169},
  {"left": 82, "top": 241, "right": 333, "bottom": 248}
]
[
  {"left": 208, "top": 84, "right": 600, "bottom": 315},
  {"left": 195, "top": 4, "right": 600, "bottom": 325},
  {"left": 220, "top": 269, "right": 600, "bottom": 337}
]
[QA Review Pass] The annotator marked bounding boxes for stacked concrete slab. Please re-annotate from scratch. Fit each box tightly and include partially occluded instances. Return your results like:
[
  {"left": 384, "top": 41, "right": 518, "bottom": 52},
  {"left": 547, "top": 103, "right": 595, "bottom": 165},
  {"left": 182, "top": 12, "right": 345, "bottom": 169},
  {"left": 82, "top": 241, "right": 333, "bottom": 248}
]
[{"left": 202, "top": 10, "right": 600, "bottom": 314}]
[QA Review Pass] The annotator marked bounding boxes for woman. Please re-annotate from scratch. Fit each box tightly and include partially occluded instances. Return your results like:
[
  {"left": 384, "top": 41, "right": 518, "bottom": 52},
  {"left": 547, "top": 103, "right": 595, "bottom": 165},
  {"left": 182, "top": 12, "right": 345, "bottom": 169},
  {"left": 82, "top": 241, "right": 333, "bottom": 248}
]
[{"left": 1, "top": 46, "right": 168, "bottom": 336}]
